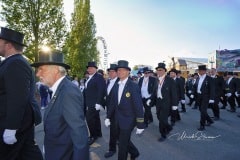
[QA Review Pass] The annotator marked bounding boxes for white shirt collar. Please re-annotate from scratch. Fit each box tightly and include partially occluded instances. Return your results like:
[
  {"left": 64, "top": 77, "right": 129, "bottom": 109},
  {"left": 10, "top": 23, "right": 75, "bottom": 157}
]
[
  {"left": 50, "top": 76, "right": 65, "bottom": 96},
  {"left": 118, "top": 77, "right": 128, "bottom": 85}
]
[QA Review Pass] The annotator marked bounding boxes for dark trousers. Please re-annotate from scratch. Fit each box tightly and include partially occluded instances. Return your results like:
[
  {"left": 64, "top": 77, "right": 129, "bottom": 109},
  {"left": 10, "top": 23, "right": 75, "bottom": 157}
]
[
  {"left": 196, "top": 94, "right": 213, "bottom": 126},
  {"left": 142, "top": 98, "right": 153, "bottom": 125},
  {"left": 86, "top": 107, "right": 102, "bottom": 138},
  {"left": 116, "top": 126, "right": 139, "bottom": 160},
  {"left": 108, "top": 117, "right": 117, "bottom": 152},
  {"left": 227, "top": 95, "right": 236, "bottom": 111},
  {"left": 0, "top": 126, "right": 43, "bottom": 160},
  {"left": 156, "top": 98, "right": 172, "bottom": 138},
  {"left": 210, "top": 96, "right": 220, "bottom": 118}
]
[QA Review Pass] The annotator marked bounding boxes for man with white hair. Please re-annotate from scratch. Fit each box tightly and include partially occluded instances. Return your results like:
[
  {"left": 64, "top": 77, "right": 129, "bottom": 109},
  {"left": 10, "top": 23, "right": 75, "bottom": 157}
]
[{"left": 31, "top": 51, "right": 89, "bottom": 160}]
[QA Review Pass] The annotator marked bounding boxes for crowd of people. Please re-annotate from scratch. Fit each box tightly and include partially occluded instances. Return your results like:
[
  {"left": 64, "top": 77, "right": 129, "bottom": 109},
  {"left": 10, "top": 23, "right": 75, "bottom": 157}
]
[{"left": 1, "top": 26, "right": 240, "bottom": 160}]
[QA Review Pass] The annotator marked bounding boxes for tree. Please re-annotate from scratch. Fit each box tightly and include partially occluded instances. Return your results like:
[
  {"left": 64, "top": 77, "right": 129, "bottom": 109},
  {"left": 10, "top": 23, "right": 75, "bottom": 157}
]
[
  {"left": 64, "top": 0, "right": 99, "bottom": 77},
  {"left": 0, "top": 0, "right": 67, "bottom": 61}
]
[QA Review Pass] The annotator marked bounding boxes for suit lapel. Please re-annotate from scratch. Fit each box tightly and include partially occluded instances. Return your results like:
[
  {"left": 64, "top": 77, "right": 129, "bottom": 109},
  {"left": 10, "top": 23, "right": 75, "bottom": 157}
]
[
  {"left": 44, "top": 78, "right": 66, "bottom": 121},
  {"left": 119, "top": 78, "right": 130, "bottom": 105}
]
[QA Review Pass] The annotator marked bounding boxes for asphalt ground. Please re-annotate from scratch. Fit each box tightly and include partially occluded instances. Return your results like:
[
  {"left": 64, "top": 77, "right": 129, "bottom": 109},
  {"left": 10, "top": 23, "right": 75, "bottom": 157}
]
[{"left": 35, "top": 102, "right": 240, "bottom": 160}]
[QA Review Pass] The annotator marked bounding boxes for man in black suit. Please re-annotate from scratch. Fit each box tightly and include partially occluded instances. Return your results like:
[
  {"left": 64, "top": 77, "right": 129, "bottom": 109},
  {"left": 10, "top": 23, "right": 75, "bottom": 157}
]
[
  {"left": 225, "top": 71, "right": 238, "bottom": 112},
  {"left": 138, "top": 67, "right": 157, "bottom": 127},
  {"left": 84, "top": 61, "right": 106, "bottom": 145},
  {"left": 0, "top": 27, "right": 43, "bottom": 159},
  {"left": 152, "top": 63, "right": 178, "bottom": 142},
  {"left": 169, "top": 68, "right": 183, "bottom": 126},
  {"left": 191, "top": 65, "right": 215, "bottom": 131},
  {"left": 209, "top": 68, "right": 225, "bottom": 120},
  {"left": 177, "top": 70, "right": 186, "bottom": 112},
  {"left": 106, "top": 60, "right": 145, "bottom": 160},
  {"left": 104, "top": 63, "right": 119, "bottom": 158}
]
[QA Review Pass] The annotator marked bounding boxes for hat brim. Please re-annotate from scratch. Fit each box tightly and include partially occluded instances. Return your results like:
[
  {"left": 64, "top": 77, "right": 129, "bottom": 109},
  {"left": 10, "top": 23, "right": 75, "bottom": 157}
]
[
  {"left": 107, "top": 68, "right": 117, "bottom": 71},
  {"left": 0, "top": 36, "right": 27, "bottom": 47},
  {"left": 116, "top": 66, "right": 131, "bottom": 71},
  {"left": 31, "top": 62, "right": 70, "bottom": 69},
  {"left": 86, "top": 66, "right": 98, "bottom": 69},
  {"left": 155, "top": 67, "right": 167, "bottom": 71}
]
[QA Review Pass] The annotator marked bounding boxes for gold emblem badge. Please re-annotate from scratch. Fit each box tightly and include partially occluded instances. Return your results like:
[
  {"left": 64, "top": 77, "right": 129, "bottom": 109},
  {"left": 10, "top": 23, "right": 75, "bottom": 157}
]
[{"left": 126, "top": 92, "right": 130, "bottom": 97}]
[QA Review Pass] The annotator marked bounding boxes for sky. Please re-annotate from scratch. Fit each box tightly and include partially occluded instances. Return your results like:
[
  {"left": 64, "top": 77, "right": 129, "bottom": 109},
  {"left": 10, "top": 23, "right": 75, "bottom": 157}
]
[
  {"left": 74, "top": 0, "right": 240, "bottom": 68},
  {"left": 1, "top": 0, "right": 240, "bottom": 68}
]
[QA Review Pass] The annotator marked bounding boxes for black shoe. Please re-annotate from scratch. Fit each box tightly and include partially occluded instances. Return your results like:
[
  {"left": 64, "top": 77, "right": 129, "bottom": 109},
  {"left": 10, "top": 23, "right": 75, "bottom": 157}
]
[
  {"left": 180, "top": 110, "right": 186, "bottom": 113},
  {"left": 205, "top": 121, "right": 214, "bottom": 126},
  {"left": 104, "top": 151, "right": 116, "bottom": 158},
  {"left": 227, "top": 109, "right": 236, "bottom": 112},
  {"left": 171, "top": 121, "right": 175, "bottom": 126},
  {"left": 158, "top": 136, "right": 166, "bottom": 142},
  {"left": 237, "top": 114, "right": 240, "bottom": 118},
  {"left": 130, "top": 152, "right": 139, "bottom": 160},
  {"left": 88, "top": 137, "right": 97, "bottom": 145},
  {"left": 198, "top": 126, "right": 205, "bottom": 131}
]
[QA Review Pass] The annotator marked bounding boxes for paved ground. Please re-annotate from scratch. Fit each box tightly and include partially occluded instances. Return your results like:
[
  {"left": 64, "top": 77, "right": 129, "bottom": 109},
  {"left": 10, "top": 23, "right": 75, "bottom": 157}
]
[{"left": 35, "top": 102, "right": 240, "bottom": 160}]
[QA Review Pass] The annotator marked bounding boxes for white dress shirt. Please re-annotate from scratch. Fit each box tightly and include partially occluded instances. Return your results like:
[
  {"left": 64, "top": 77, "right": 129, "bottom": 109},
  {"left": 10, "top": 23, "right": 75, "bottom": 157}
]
[
  {"left": 157, "top": 75, "right": 165, "bottom": 99},
  {"left": 118, "top": 78, "right": 128, "bottom": 104},
  {"left": 141, "top": 77, "right": 151, "bottom": 98},
  {"left": 50, "top": 76, "right": 65, "bottom": 97},
  {"left": 197, "top": 74, "right": 206, "bottom": 94},
  {"left": 107, "top": 77, "right": 118, "bottom": 95}
]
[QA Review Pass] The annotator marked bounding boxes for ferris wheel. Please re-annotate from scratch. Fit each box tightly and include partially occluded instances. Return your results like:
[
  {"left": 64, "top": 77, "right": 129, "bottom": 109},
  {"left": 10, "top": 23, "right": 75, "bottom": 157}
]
[{"left": 96, "top": 36, "right": 109, "bottom": 71}]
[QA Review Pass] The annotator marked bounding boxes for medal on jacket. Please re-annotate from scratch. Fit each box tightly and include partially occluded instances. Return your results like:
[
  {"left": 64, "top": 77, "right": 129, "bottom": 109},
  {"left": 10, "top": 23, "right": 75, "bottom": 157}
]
[{"left": 126, "top": 92, "right": 131, "bottom": 97}]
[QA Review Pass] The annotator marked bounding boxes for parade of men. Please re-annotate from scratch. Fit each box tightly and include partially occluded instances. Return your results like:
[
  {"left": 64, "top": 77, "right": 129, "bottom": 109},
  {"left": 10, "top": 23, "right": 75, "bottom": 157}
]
[{"left": 1, "top": 1, "right": 240, "bottom": 159}]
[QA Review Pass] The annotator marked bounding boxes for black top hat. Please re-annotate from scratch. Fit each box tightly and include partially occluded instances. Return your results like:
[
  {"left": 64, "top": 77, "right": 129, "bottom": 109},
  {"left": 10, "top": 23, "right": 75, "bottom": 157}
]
[
  {"left": 86, "top": 61, "right": 98, "bottom": 69},
  {"left": 137, "top": 71, "right": 142, "bottom": 75},
  {"left": 31, "top": 51, "right": 70, "bottom": 69},
  {"left": 169, "top": 68, "right": 178, "bottom": 74},
  {"left": 98, "top": 69, "right": 104, "bottom": 75},
  {"left": 142, "top": 67, "right": 149, "bottom": 73},
  {"left": 198, "top": 65, "right": 207, "bottom": 70},
  {"left": 107, "top": 63, "right": 117, "bottom": 71},
  {"left": 116, "top": 60, "right": 131, "bottom": 71},
  {"left": 155, "top": 63, "right": 167, "bottom": 71},
  {"left": 0, "top": 27, "right": 26, "bottom": 46}
]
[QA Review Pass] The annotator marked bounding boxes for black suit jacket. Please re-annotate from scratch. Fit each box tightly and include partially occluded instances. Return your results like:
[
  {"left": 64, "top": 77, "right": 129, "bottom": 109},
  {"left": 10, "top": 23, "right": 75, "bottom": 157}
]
[
  {"left": 84, "top": 73, "right": 106, "bottom": 108},
  {"left": 0, "top": 54, "right": 40, "bottom": 131},
  {"left": 107, "top": 78, "right": 145, "bottom": 130},
  {"left": 152, "top": 76, "right": 178, "bottom": 107},
  {"left": 138, "top": 76, "right": 157, "bottom": 95},
  {"left": 193, "top": 75, "right": 215, "bottom": 100}
]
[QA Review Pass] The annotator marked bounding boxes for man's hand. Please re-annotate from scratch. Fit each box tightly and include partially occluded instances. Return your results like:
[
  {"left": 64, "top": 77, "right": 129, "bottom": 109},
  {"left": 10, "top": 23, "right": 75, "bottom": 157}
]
[
  {"left": 136, "top": 128, "right": 144, "bottom": 135},
  {"left": 181, "top": 100, "right": 185, "bottom": 104},
  {"left": 95, "top": 104, "right": 104, "bottom": 111},
  {"left": 225, "top": 93, "right": 232, "bottom": 97},
  {"left": 104, "top": 118, "right": 111, "bottom": 127},
  {"left": 209, "top": 100, "right": 214, "bottom": 104},
  {"left": 3, "top": 129, "right": 17, "bottom": 145},
  {"left": 146, "top": 99, "right": 151, "bottom": 106},
  {"left": 190, "top": 95, "right": 194, "bottom": 99},
  {"left": 172, "top": 106, "right": 178, "bottom": 110}
]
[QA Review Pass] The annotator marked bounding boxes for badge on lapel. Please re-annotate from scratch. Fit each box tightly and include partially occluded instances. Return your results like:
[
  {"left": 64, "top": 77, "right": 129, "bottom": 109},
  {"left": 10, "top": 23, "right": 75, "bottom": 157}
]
[{"left": 126, "top": 92, "right": 131, "bottom": 98}]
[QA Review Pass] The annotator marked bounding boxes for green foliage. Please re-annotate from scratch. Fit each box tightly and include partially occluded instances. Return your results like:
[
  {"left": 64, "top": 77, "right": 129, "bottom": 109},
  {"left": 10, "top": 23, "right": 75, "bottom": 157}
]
[
  {"left": 0, "top": 0, "right": 67, "bottom": 61},
  {"left": 64, "top": 0, "right": 99, "bottom": 77}
]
